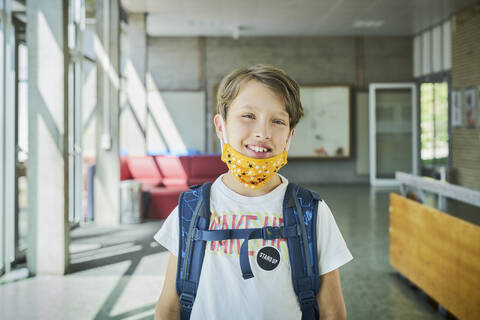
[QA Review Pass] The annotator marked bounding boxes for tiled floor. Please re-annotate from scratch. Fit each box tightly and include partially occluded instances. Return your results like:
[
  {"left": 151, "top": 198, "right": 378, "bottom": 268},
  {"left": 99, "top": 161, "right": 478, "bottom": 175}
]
[
  {"left": 313, "top": 185, "right": 445, "bottom": 320},
  {"left": 1, "top": 221, "right": 168, "bottom": 320},
  {"left": 0, "top": 185, "right": 448, "bottom": 320}
]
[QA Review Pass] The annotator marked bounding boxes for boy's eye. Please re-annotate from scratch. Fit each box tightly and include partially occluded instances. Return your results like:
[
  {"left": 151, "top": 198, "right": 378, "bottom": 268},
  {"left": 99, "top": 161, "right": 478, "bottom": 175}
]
[
  {"left": 242, "top": 113, "right": 255, "bottom": 119},
  {"left": 273, "top": 119, "right": 287, "bottom": 125}
]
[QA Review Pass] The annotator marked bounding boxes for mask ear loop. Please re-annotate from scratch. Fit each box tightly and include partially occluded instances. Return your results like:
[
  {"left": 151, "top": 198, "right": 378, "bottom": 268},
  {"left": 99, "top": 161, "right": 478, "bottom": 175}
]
[{"left": 219, "top": 116, "right": 228, "bottom": 150}]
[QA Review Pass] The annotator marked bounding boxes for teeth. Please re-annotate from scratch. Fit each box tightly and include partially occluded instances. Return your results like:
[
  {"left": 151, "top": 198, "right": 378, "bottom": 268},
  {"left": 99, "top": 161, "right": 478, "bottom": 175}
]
[{"left": 251, "top": 145, "right": 267, "bottom": 153}]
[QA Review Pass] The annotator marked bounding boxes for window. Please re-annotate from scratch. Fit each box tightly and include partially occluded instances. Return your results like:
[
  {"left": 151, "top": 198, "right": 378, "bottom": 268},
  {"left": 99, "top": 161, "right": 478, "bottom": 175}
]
[{"left": 420, "top": 82, "right": 449, "bottom": 169}]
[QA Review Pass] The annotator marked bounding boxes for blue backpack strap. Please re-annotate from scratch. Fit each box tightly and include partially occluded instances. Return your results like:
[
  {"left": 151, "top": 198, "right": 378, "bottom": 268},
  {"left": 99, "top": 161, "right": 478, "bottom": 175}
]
[
  {"left": 194, "top": 225, "right": 298, "bottom": 280},
  {"left": 176, "top": 182, "right": 213, "bottom": 320},
  {"left": 283, "top": 183, "right": 322, "bottom": 320}
]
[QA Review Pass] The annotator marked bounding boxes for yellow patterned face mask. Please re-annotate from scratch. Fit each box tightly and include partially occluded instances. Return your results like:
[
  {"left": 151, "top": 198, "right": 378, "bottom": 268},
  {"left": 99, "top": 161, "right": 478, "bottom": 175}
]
[
  {"left": 218, "top": 116, "right": 292, "bottom": 189},
  {"left": 221, "top": 144, "right": 288, "bottom": 189}
]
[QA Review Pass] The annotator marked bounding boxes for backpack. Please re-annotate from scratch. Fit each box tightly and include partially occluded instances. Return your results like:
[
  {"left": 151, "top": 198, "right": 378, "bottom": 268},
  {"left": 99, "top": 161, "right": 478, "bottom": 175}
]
[{"left": 176, "top": 182, "right": 322, "bottom": 320}]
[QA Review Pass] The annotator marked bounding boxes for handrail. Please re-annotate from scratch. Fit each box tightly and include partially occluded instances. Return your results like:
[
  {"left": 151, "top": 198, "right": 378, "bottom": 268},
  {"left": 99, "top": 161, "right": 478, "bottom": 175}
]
[{"left": 395, "top": 171, "right": 480, "bottom": 208}]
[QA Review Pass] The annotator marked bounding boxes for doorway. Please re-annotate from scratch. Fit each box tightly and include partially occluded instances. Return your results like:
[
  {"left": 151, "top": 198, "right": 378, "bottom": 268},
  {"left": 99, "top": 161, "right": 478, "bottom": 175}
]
[
  {"left": 419, "top": 82, "right": 449, "bottom": 176},
  {"left": 1, "top": 5, "right": 26, "bottom": 275},
  {"left": 369, "top": 83, "right": 419, "bottom": 186}
]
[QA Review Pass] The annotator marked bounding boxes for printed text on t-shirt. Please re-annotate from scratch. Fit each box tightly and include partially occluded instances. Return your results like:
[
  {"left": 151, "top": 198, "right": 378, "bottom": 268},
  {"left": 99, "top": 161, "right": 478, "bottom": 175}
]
[{"left": 208, "top": 210, "right": 288, "bottom": 259}]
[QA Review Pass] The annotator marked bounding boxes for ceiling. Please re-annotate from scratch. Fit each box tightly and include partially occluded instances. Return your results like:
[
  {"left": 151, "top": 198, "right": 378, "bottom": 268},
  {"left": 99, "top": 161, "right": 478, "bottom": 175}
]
[{"left": 121, "top": 0, "right": 479, "bottom": 37}]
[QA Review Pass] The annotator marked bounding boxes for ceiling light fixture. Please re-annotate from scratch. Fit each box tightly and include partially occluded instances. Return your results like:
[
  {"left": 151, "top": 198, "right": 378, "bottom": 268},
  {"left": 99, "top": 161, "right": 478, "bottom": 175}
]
[{"left": 353, "top": 20, "right": 384, "bottom": 28}]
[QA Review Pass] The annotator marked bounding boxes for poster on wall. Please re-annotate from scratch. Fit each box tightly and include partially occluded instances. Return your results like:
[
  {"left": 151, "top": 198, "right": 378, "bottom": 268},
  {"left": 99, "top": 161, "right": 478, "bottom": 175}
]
[
  {"left": 451, "top": 90, "right": 462, "bottom": 127},
  {"left": 464, "top": 88, "right": 476, "bottom": 128},
  {"left": 477, "top": 86, "right": 480, "bottom": 127}
]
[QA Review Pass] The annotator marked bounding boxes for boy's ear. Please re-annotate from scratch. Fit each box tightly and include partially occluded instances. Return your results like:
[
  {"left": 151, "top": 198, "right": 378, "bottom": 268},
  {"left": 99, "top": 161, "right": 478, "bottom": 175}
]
[
  {"left": 285, "top": 129, "right": 294, "bottom": 152},
  {"left": 287, "top": 129, "right": 295, "bottom": 142},
  {"left": 213, "top": 114, "right": 225, "bottom": 143}
]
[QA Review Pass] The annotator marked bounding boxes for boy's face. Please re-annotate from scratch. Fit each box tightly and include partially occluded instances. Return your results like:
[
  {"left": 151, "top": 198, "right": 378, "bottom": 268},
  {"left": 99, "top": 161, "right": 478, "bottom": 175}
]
[{"left": 214, "top": 80, "right": 292, "bottom": 159}]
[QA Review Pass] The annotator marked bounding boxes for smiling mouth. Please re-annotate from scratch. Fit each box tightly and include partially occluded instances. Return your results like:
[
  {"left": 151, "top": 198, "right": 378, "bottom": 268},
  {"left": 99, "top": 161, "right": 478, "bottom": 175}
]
[{"left": 246, "top": 144, "right": 272, "bottom": 154}]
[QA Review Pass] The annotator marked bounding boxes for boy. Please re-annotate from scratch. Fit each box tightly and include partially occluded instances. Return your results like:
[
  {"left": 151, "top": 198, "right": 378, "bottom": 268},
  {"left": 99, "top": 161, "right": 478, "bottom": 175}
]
[{"left": 154, "top": 65, "right": 353, "bottom": 320}]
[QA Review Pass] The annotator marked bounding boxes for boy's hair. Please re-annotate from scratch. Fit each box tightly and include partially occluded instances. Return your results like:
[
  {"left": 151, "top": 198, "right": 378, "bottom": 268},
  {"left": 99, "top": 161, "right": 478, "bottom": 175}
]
[{"left": 216, "top": 64, "right": 304, "bottom": 129}]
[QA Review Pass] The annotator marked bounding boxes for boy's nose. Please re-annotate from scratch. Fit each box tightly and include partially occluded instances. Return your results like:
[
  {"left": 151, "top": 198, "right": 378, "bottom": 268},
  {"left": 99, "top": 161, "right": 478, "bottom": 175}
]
[{"left": 255, "top": 121, "right": 272, "bottom": 140}]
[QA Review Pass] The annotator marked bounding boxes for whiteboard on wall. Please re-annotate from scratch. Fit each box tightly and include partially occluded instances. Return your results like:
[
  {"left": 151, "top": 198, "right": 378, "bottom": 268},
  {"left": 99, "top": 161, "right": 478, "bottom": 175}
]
[
  {"left": 289, "top": 86, "right": 351, "bottom": 158},
  {"left": 147, "top": 90, "right": 205, "bottom": 153}
]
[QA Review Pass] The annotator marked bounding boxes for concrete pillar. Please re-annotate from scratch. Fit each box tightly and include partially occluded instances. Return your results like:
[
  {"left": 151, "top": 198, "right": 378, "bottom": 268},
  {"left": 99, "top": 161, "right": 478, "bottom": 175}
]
[
  {"left": 121, "top": 13, "right": 147, "bottom": 156},
  {"left": 26, "top": 0, "right": 69, "bottom": 274},
  {"left": 94, "top": 0, "right": 121, "bottom": 226}
]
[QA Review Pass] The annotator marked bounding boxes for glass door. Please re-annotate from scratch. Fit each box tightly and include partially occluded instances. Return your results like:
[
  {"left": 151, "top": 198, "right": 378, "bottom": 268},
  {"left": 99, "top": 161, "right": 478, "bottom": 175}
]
[
  {"left": 1, "top": 0, "right": 16, "bottom": 275},
  {"left": 14, "top": 22, "right": 28, "bottom": 265},
  {"left": 369, "top": 83, "right": 418, "bottom": 186},
  {"left": 0, "top": 8, "right": 4, "bottom": 276},
  {"left": 68, "top": 0, "right": 85, "bottom": 226}
]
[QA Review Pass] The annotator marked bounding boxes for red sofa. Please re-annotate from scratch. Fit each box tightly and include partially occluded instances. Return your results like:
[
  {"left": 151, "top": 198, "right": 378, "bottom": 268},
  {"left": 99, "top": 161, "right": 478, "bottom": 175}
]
[{"left": 120, "top": 155, "right": 227, "bottom": 219}]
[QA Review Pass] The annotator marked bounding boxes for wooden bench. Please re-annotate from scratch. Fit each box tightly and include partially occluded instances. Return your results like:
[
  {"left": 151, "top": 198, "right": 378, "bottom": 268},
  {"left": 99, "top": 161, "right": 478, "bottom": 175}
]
[{"left": 389, "top": 193, "right": 480, "bottom": 320}]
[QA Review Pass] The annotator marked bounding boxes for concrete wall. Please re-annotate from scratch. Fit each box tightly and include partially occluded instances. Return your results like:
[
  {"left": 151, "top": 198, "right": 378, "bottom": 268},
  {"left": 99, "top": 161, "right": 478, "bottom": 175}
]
[
  {"left": 148, "top": 37, "right": 202, "bottom": 90},
  {"left": 145, "top": 35, "right": 413, "bottom": 184}
]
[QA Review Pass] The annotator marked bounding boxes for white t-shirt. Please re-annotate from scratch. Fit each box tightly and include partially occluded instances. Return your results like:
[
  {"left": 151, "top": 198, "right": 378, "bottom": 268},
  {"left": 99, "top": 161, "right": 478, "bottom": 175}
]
[{"left": 154, "top": 174, "right": 353, "bottom": 320}]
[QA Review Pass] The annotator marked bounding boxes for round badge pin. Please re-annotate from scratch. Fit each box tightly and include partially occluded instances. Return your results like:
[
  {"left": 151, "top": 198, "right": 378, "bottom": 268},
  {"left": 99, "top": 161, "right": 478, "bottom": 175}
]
[{"left": 256, "top": 246, "right": 281, "bottom": 271}]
